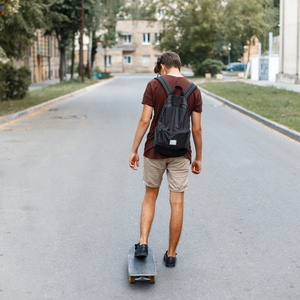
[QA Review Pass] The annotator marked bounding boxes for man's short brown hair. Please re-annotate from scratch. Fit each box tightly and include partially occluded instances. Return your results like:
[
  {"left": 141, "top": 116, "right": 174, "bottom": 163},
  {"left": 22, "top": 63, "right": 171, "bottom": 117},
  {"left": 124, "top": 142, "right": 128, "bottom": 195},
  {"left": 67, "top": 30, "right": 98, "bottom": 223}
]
[{"left": 154, "top": 51, "right": 182, "bottom": 74}]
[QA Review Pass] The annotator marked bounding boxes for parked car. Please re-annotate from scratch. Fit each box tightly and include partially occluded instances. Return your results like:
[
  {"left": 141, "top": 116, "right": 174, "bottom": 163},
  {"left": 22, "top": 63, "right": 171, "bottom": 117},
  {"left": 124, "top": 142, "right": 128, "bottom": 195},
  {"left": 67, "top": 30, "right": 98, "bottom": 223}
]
[{"left": 227, "top": 63, "right": 247, "bottom": 72}]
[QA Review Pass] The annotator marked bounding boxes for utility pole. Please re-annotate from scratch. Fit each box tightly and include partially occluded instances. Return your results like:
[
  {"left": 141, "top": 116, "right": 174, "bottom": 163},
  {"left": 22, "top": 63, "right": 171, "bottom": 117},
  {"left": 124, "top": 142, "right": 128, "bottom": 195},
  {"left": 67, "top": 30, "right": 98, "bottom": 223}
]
[{"left": 81, "top": 0, "right": 84, "bottom": 83}]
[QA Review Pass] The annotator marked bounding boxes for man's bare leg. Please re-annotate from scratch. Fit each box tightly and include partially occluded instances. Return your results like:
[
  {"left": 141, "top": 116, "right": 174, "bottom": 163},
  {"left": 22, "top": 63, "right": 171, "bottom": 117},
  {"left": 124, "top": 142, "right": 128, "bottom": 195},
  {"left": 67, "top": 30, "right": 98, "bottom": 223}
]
[
  {"left": 139, "top": 186, "right": 160, "bottom": 245},
  {"left": 168, "top": 191, "right": 184, "bottom": 257}
]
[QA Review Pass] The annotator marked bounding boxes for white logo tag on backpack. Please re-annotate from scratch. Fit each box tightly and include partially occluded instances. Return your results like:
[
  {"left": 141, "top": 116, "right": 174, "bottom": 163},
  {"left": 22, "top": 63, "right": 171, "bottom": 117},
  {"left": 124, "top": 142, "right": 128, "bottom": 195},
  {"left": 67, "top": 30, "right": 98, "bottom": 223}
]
[{"left": 169, "top": 140, "right": 177, "bottom": 146}]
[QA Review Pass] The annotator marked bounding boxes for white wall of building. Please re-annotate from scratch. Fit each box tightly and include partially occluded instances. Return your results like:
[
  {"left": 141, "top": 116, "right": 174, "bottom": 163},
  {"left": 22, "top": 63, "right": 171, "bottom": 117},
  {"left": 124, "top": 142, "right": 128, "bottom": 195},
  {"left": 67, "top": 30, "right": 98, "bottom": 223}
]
[
  {"left": 251, "top": 54, "right": 279, "bottom": 82},
  {"left": 269, "top": 55, "right": 280, "bottom": 82},
  {"left": 277, "top": 0, "right": 300, "bottom": 84},
  {"left": 251, "top": 55, "right": 259, "bottom": 81},
  {"left": 95, "top": 20, "right": 162, "bottom": 73}
]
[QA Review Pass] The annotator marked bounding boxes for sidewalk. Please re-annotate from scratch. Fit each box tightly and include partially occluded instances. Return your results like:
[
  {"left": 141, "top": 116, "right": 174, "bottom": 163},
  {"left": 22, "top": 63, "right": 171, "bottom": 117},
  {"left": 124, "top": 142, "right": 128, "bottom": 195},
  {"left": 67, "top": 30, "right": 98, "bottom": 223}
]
[
  {"left": 29, "top": 78, "right": 60, "bottom": 91},
  {"left": 29, "top": 74, "right": 78, "bottom": 91}
]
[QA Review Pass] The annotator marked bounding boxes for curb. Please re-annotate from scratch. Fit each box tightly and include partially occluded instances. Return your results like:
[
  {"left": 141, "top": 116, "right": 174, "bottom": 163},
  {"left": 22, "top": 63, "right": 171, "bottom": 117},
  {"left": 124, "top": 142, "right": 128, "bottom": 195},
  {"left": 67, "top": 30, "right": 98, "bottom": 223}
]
[
  {"left": 199, "top": 87, "right": 300, "bottom": 143},
  {"left": 0, "top": 77, "right": 115, "bottom": 126}
]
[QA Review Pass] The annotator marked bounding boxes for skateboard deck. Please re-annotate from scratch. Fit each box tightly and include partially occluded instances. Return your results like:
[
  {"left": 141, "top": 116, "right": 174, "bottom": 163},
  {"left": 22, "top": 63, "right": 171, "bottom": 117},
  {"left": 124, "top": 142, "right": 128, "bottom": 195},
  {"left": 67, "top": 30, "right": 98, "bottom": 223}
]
[{"left": 128, "top": 246, "right": 157, "bottom": 284}]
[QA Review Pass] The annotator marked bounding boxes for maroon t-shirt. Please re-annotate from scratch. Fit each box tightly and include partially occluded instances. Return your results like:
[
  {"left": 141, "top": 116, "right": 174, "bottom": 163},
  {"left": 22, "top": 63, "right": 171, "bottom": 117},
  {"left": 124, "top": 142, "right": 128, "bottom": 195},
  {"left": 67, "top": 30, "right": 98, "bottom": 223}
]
[{"left": 142, "top": 75, "right": 203, "bottom": 161}]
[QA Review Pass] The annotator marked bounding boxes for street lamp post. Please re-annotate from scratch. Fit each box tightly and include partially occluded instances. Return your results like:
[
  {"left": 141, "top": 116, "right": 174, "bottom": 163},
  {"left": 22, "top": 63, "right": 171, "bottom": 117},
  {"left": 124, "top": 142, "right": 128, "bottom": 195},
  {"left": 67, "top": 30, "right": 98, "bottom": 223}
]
[
  {"left": 81, "top": 0, "right": 84, "bottom": 83},
  {"left": 228, "top": 43, "right": 231, "bottom": 65}
]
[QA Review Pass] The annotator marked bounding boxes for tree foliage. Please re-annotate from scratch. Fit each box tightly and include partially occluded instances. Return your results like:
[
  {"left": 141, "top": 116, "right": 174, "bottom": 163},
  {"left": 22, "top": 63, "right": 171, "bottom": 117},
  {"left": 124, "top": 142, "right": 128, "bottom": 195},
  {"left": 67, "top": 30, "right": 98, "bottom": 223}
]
[
  {"left": 193, "top": 58, "right": 225, "bottom": 76},
  {"left": 157, "top": 0, "right": 226, "bottom": 72},
  {"left": 224, "top": 0, "right": 266, "bottom": 45},
  {"left": 261, "top": 0, "right": 280, "bottom": 52},
  {"left": 0, "top": 0, "right": 49, "bottom": 60},
  {"left": 46, "top": 0, "right": 86, "bottom": 81},
  {"left": 117, "top": 0, "right": 157, "bottom": 20},
  {"left": 46, "top": 0, "right": 120, "bottom": 80},
  {"left": 86, "top": 0, "right": 121, "bottom": 75},
  {"left": 0, "top": 61, "right": 31, "bottom": 100},
  {"left": 0, "top": 0, "right": 280, "bottom": 80},
  {"left": 146, "top": 0, "right": 273, "bottom": 73}
]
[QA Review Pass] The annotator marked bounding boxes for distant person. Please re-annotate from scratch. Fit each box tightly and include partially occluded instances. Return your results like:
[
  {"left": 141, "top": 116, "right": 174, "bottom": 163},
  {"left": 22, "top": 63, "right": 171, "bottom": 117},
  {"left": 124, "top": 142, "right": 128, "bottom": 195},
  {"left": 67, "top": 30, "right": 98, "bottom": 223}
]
[{"left": 129, "top": 51, "right": 203, "bottom": 267}]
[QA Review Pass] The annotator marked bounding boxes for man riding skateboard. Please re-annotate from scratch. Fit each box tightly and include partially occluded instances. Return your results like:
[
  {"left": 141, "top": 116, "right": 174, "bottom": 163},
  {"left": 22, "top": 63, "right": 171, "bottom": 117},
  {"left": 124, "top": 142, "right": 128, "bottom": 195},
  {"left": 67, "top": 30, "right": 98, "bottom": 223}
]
[{"left": 129, "top": 51, "right": 203, "bottom": 267}]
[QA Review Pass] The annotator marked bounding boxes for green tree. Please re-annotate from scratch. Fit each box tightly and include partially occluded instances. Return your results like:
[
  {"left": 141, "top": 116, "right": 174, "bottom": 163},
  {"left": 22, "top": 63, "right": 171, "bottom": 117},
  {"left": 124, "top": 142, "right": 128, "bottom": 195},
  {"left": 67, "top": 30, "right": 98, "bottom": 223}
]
[
  {"left": 47, "top": 0, "right": 102, "bottom": 81},
  {"left": 85, "top": 0, "right": 121, "bottom": 77},
  {"left": 47, "top": 0, "right": 120, "bottom": 81},
  {"left": 150, "top": 0, "right": 269, "bottom": 72},
  {"left": 46, "top": 0, "right": 82, "bottom": 82},
  {"left": 117, "top": 0, "right": 156, "bottom": 20},
  {"left": 158, "top": 0, "right": 225, "bottom": 73},
  {"left": 223, "top": 0, "right": 267, "bottom": 62},
  {"left": 0, "top": 0, "right": 48, "bottom": 60},
  {"left": 261, "top": 0, "right": 280, "bottom": 53}
]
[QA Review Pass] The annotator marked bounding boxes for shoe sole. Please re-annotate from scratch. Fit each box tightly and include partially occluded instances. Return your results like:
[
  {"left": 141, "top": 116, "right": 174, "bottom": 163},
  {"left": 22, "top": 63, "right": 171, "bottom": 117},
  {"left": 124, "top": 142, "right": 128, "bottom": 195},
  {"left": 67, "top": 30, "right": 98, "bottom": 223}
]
[
  {"left": 135, "top": 252, "right": 148, "bottom": 257},
  {"left": 165, "top": 262, "right": 175, "bottom": 267}
]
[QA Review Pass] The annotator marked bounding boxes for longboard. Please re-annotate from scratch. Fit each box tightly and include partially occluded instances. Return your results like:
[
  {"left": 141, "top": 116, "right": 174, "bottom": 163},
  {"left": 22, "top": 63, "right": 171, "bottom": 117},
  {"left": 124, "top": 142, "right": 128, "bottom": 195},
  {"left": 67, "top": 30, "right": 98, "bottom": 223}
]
[{"left": 128, "top": 245, "right": 157, "bottom": 284}]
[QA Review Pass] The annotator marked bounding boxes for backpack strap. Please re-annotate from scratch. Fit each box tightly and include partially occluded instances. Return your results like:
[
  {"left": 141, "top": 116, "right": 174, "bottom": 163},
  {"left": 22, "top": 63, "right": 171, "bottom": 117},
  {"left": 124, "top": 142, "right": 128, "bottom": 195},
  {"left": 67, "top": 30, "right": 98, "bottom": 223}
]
[
  {"left": 155, "top": 76, "right": 173, "bottom": 96},
  {"left": 183, "top": 83, "right": 197, "bottom": 99},
  {"left": 155, "top": 76, "right": 197, "bottom": 99}
]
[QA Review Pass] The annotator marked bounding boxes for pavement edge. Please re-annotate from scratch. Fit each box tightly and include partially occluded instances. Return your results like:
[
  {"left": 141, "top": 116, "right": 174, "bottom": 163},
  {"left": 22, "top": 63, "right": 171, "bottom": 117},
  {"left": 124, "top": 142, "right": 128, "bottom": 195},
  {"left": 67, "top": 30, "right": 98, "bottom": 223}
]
[
  {"left": 0, "top": 77, "right": 115, "bottom": 126},
  {"left": 199, "top": 87, "right": 300, "bottom": 143}
]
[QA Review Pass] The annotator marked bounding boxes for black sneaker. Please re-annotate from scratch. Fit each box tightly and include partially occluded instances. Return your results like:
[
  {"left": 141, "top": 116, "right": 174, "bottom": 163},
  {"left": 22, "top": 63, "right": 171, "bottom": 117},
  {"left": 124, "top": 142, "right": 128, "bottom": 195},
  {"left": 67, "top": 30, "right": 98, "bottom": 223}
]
[
  {"left": 135, "top": 243, "right": 148, "bottom": 257},
  {"left": 164, "top": 251, "right": 177, "bottom": 267}
]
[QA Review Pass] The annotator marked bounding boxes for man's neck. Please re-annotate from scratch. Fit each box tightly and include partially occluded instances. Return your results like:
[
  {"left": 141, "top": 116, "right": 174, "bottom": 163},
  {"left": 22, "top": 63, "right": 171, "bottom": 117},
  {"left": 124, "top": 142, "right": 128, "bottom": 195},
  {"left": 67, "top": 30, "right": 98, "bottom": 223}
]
[{"left": 165, "top": 67, "right": 183, "bottom": 77}]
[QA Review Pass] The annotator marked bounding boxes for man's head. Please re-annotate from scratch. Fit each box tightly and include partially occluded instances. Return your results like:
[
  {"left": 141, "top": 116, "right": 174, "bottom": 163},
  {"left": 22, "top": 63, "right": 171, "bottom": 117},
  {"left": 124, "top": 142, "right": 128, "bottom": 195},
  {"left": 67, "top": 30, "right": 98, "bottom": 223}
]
[{"left": 154, "top": 51, "right": 182, "bottom": 74}]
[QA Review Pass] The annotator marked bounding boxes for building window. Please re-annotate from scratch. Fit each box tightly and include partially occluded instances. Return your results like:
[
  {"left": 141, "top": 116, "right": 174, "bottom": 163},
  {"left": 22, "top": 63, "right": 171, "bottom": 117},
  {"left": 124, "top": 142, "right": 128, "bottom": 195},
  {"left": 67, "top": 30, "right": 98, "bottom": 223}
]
[
  {"left": 143, "top": 33, "right": 150, "bottom": 45},
  {"left": 154, "top": 33, "right": 160, "bottom": 45},
  {"left": 104, "top": 55, "right": 111, "bottom": 66},
  {"left": 123, "top": 35, "right": 132, "bottom": 44},
  {"left": 142, "top": 56, "right": 150, "bottom": 66},
  {"left": 124, "top": 55, "right": 133, "bottom": 65}
]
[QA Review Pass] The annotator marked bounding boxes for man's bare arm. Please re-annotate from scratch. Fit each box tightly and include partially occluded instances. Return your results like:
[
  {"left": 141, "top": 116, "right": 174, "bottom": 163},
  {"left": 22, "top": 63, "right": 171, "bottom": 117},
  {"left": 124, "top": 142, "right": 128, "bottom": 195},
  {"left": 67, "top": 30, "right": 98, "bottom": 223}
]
[
  {"left": 129, "top": 104, "right": 153, "bottom": 170},
  {"left": 191, "top": 111, "right": 202, "bottom": 174}
]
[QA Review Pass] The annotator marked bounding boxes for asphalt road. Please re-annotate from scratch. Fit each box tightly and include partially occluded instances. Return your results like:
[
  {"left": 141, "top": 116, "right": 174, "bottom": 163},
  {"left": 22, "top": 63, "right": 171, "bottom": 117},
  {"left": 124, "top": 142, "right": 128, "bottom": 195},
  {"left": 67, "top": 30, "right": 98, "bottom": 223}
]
[{"left": 0, "top": 74, "right": 300, "bottom": 299}]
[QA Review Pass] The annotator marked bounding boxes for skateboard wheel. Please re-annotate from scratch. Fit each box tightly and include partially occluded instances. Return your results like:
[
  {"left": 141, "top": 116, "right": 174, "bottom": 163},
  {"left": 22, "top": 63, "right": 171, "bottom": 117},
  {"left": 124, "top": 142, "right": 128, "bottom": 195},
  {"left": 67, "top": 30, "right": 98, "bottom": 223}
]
[
  {"left": 129, "top": 276, "right": 135, "bottom": 284},
  {"left": 150, "top": 276, "right": 156, "bottom": 284}
]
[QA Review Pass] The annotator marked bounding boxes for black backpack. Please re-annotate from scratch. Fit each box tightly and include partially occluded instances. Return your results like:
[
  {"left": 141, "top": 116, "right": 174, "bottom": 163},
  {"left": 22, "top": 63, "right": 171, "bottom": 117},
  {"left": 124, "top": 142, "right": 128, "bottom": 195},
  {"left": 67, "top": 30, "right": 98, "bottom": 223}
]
[{"left": 154, "top": 76, "right": 197, "bottom": 157}]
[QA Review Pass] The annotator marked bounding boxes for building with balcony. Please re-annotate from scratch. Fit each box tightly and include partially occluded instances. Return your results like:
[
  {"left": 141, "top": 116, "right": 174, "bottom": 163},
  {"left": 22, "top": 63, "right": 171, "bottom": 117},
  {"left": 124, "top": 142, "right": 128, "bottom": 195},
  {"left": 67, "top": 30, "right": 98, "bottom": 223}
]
[{"left": 95, "top": 20, "right": 162, "bottom": 73}]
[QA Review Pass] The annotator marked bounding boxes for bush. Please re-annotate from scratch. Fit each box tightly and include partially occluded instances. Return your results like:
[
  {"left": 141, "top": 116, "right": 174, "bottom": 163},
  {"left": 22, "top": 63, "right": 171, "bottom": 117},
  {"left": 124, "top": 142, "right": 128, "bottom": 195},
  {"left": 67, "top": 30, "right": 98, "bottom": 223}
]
[
  {"left": 93, "top": 67, "right": 111, "bottom": 79},
  {"left": 192, "top": 59, "right": 225, "bottom": 77},
  {"left": 99, "top": 72, "right": 111, "bottom": 79},
  {"left": 0, "top": 62, "right": 31, "bottom": 100}
]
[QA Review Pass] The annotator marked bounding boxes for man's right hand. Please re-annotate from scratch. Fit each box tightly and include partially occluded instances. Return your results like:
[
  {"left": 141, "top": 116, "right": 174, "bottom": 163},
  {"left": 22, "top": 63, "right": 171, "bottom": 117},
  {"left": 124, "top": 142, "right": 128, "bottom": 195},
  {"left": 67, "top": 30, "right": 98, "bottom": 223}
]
[
  {"left": 191, "top": 160, "right": 202, "bottom": 174},
  {"left": 129, "top": 152, "right": 140, "bottom": 170}
]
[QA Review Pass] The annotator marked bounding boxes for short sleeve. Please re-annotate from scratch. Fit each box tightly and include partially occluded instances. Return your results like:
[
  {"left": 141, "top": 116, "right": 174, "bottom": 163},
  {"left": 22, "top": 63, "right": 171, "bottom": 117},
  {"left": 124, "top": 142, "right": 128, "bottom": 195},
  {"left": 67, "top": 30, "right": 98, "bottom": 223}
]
[
  {"left": 142, "top": 81, "right": 154, "bottom": 107},
  {"left": 193, "top": 88, "right": 203, "bottom": 113}
]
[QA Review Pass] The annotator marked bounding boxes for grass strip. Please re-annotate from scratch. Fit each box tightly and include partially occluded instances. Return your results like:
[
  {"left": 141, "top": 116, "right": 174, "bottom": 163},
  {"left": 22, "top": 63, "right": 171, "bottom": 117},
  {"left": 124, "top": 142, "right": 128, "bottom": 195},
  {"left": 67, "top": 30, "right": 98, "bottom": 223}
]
[
  {"left": 199, "top": 82, "right": 300, "bottom": 132},
  {"left": 0, "top": 78, "right": 98, "bottom": 117}
]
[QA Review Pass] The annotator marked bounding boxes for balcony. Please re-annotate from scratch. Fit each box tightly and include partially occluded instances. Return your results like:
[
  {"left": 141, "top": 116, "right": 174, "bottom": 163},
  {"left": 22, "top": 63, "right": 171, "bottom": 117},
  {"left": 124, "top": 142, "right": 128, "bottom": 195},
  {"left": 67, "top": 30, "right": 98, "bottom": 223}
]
[{"left": 116, "top": 43, "right": 137, "bottom": 52}]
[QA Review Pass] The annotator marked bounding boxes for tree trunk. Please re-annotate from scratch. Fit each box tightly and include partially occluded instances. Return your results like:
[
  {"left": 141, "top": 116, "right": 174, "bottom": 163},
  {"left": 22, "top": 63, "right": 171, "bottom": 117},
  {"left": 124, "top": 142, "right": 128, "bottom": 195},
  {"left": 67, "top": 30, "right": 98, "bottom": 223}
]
[
  {"left": 87, "top": 31, "right": 93, "bottom": 79},
  {"left": 78, "top": 35, "right": 82, "bottom": 77},
  {"left": 104, "top": 47, "right": 107, "bottom": 73},
  {"left": 59, "top": 48, "right": 65, "bottom": 82},
  {"left": 91, "top": 31, "right": 97, "bottom": 73},
  {"left": 71, "top": 32, "right": 75, "bottom": 80}
]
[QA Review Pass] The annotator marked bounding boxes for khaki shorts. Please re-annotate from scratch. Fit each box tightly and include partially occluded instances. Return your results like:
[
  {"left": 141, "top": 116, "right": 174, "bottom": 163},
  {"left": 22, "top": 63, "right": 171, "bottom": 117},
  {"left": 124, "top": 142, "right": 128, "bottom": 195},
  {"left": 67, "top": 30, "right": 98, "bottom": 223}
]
[{"left": 143, "top": 156, "right": 190, "bottom": 192}]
